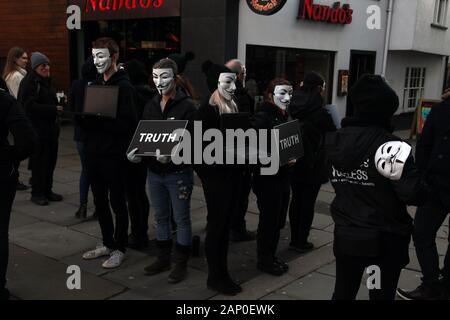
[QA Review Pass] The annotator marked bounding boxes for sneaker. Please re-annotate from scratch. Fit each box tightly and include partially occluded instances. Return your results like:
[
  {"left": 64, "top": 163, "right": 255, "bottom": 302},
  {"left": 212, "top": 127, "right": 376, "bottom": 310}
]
[
  {"left": 397, "top": 284, "right": 447, "bottom": 300},
  {"left": 289, "top": 242, "right": 314, "bottom": 253},
  {"left": 82, "top": 245, "right": 111, "bottom": 260},
  {"left": 102, "top": 250, "right": 126, "bottom": 269},
  {"left": 274, "top": 257, "right": 289, "bottom": 272}
]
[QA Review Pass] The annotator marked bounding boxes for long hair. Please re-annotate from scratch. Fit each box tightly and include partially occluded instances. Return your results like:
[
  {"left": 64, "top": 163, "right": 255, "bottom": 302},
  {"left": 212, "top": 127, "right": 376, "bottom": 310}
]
[
  {"left": 209, "top": 90, "right": 238, "bottom": 114},
  {"left": 2, "top": 47, "right": 26, "bottom": 79}
]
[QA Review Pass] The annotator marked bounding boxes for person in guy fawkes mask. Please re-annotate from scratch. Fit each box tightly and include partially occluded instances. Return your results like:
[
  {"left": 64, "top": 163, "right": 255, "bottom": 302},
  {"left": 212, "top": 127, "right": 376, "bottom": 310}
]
[
  {"left": 288, "top": 72, "right": 336, "bottom": 253},
  {"left": 123, "top": 59, "right": 154, "bottom": 250},
  {"left": 196, "top": 61, "right": 242, "bottom": 295},
  {"left": 397, "top": 87, "right": 450, "bottom": 300},
  {"left": 0, "top": 88, "right": 36, "bottom": 300},
  {"left": 81, "top": 37, "right": 138, "bottom": 269},
  {"left": 250, "top": 78, "right": 295, "bottom": 277},
  {"left": 325, "top": 74, "right": 428, "bottom": 300},
  {"left": 127, "top": 58, "right": 197, "bottom": 283},
  {"left": 225, "top": 59, "right": 257, "bottom": 243},
  {"left": 17, "top": 52, "right": 64, "bottom": 206},
  {"left": 69, "top": 57, "right": 98, "bottom": 220}
]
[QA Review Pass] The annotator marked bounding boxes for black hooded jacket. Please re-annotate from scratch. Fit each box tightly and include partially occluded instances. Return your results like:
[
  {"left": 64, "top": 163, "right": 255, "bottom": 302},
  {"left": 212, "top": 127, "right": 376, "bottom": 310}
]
[
  {"left": 325, "top": 118, "right": 427, "bottom": 236},
  {"left": 0, "top": 89, "right": 36, "bottom": 180},
  {"left": 289, "top": 90, "right": 336, "bottom": 184},
  {"left": 17, "top": 70, "right": 59, "bottom": 139},
  {"left": 234, "top": 81, "right": 255, "bottom": 114},
  {"left": 80, "top": 69, "right": 138, "bottom": 160},
  {"left": 142, "top": 87, "right": 197, "bottom": 174}
]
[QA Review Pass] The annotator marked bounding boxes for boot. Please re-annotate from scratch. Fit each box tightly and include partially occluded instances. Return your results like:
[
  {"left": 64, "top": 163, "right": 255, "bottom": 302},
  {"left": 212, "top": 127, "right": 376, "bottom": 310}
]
[
  {"left": 75, "top": 204, "right": 87, "bottom": 219},
  {"left": 168, "top": 243, "right": 190, "bottom": 284},
  {"left": 144, "top": 240, "right": 172, "bottom": 276}
]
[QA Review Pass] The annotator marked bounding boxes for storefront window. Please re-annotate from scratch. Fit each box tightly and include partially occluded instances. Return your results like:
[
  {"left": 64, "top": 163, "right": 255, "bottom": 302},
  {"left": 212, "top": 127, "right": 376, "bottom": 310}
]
[
  {"left": 403, "top": 67, "right": 426, "bottom": 111},
  {"left": 246, "top": 45, "right": 334, "bottom": 104}
]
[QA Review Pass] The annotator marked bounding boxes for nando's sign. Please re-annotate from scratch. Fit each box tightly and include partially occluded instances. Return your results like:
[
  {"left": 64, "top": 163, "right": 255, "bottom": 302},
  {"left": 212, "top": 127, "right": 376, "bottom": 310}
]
[
  {"left": 298, "top": 0, "right": 353, "bottom": 25},
  {"left": 246, "top": 0, "right": 288, "bottom": 16}
]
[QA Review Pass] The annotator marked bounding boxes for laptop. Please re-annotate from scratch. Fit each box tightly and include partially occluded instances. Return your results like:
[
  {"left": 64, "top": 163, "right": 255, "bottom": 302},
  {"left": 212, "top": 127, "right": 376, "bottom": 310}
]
[{"left": 83, "top": 85, "right": 119, "bottom": 118}]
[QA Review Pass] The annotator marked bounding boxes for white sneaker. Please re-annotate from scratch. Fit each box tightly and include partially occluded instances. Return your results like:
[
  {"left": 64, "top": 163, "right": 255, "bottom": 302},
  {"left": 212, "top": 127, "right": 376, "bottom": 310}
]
[
  {"left": 82, "top": 245, "right": 111, "bottom": 260},
  {"left": 102, "top": 250, "right": 126, "bottom": 269}
]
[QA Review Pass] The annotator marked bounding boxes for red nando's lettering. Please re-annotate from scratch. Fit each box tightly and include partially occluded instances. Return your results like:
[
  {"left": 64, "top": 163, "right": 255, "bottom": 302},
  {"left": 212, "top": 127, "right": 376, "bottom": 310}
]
[
  {"left": 85, "top": 0, "right": 163, "bottom": 12},
  {"left": 298, "top": 0, "right": 353, "bottom": 25}
]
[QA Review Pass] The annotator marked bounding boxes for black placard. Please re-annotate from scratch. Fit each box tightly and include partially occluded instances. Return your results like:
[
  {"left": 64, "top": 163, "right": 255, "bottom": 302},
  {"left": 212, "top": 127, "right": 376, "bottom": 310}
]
[
  {"left": 274, "top": 120, "right": 304, "bottom": 166},
  {"left": 127, "top": 120, "right": 188, "bottom": 157}
]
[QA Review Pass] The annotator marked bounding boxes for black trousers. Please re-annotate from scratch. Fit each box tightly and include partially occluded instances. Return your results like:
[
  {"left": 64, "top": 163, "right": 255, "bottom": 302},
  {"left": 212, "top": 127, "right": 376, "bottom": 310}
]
[
  {"left": 0, "top": 173, "right": 16, "bottom": 289},
  {"left": 333, "top": 232, "right": 410, "bottom": 300},
  {"left": 289, "top": 182, "right": 321, "bottom": 246},
  {"left": 230, "top": 169, "right": 252, "bottom": 234},
  {"left": 87, "top": 156, "right": 129, "bottom": 252},
  {"left": 199, "top": 168, "right": 239, "bottom": 282},
  {"left": 125, "top": 162, "right": 150, "bottom": 242},
  {"left": 253, "top": 173, "right": 290, "bottom": 265},
  {"left": 31, "top": 135, "right": 58, "bottom": 198},
  {"left": 413, "top": 196, "right": 450, "bottom": 286}
]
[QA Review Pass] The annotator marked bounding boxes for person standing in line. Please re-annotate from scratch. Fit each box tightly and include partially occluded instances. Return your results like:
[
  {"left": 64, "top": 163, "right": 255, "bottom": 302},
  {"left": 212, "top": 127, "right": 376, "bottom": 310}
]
[
  {"left": 225, "top": 59, "right": 257, "bottom": 242},
  {"left": 81, "top": 38, "right": 138, "bottom": 269},
  {"left": 2, "top": 47, "right": 29, "bottom": 191},
  {"left": 288, "top": 72, "right": 336, "bottom": 253},
  {"left": 0, "top": 87, "right": 36, "bottom": 300},
  {"left": 17, "top": 52, "right": 64, "bottom": 206},
  {"left": 69, "top": 57, "right": 98, "bottom": 219},
  {"left": 251, "top": 78, "right": 294, "bottom": 276}
]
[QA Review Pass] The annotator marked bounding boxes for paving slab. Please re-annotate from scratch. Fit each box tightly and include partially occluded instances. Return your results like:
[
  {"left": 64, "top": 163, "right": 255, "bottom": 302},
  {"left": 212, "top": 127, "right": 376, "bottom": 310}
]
[
  {"left": 7, "top": 244, "right": 125, "bottom": 300},
  {"left": 9, "top": 211, "right": 40, "bottom": 229},
  {"left": 10, "top": 222, "right": 98, "bottom": 260},
  {"left": 13, "top": 200, "right": 81, "bottom": 226},
  {"left": 286, "top": 244, "right": 335, "bottom": 278},
  {"left": 52, "top": 168, "right": 82, "bottom": 184},
  {"left": 311, "top": 213, "right": 334, "bottom": 230},
  {"left": 317, "top": 191, "right": 335, "bottom": 205}
]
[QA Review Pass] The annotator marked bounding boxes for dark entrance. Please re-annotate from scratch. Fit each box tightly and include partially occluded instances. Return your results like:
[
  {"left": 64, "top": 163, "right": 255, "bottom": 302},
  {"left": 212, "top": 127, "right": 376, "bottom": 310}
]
[{"left": 346, "top": 50, "right": 376, "bottom": 116}]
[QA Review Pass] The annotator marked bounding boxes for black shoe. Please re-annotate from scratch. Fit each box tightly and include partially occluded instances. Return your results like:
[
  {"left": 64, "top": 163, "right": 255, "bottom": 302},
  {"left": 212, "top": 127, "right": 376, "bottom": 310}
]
[
  {"left": 397, "top": 284, "right": 448, "bottom": 300},
  {"left": 257, "top": 261, "right": 286, "bottom": 276},
  {"left": 75, "top": 204, "right": 87, "bottom": 219},
  {"left": 31, "top": 196, "right": 49, "bottom": 206},
  {"left": 274, "top": 257, "right": 289, "bottom": 272},
  {"left": 47, "top": 192, "right": 63, "bottom": 202},
  {"left": 16, "top": 181, "right": 29, "bottom": 191},
  {"left": 230, "top": 230, "right": 257, "bottom": 242},
  {"left": 289, "top": 242, "right": 314, "bottom": 253},
  {"left": 0, "top": 287, "right": 10, "bottom": 300},
  {"left": 207, "top": 277, "right": 242, "bottom": 296}
]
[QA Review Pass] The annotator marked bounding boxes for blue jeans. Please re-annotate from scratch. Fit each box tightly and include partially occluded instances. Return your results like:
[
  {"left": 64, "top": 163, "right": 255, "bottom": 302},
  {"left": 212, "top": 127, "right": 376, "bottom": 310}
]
[
  {"left": 76, "top": 142, "right": 90, "bottom": 205},
  {"left": 148, "top": 168, "right": 193, "bottom": 246}
]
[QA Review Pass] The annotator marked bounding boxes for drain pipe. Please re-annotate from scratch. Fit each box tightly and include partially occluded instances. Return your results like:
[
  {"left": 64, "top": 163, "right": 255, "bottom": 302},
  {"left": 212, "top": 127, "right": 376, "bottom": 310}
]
[{"left": 382, "top": 0, "right": 394, "bottom": 76}]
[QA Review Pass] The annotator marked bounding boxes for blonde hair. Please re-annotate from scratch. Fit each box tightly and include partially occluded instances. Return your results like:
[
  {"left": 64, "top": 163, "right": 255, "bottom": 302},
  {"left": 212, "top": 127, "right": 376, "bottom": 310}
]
[{"left": 209, "top": 90, "right": 237, "bottom": 114}]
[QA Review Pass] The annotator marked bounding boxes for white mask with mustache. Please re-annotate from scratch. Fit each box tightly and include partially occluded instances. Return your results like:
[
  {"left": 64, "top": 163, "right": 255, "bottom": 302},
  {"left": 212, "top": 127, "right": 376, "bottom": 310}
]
[
  {"left": 153, "top": 68, "right": 175, "bottom": 96},
  {"left": 273, "top": 85, "right": 293, "bottom": 110},
  {"left": 218, "top": 73, "right": 237, "bottom": 101},
  {"left": 92, "top": 48, "right": 112, "bottom": 75}
]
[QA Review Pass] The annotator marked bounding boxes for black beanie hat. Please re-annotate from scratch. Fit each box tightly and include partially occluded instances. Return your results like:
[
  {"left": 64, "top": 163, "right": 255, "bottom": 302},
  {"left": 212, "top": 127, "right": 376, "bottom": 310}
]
[
  {"left": 349, "top": 74, "right": 399, "bottom": 120},
  {"left": 303, "top": 71, "right": 325, "bottom": 90},
  {"left": 168, "top": 52, "right": 195, "bottom": 74},
  {"left": 124, "top": 59, "right": 149, "bottom": 86},
  {"left": 81, "top": 56, "right": 98, "bottom": 82},
  {"left": 202, "top": 60, "right": 232, "bottom": 93}
]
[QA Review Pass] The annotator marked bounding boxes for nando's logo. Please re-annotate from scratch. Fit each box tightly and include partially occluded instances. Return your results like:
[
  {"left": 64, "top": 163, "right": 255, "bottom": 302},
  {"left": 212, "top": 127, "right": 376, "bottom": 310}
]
[{"left": 246, "top": 0, "right": 288, "bottom": 16}]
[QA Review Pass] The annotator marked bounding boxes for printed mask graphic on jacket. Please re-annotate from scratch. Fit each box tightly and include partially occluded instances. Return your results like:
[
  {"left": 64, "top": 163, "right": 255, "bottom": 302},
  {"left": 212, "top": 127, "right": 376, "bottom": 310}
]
[
  {"left": 153, "top": 68, "right": 175, "bottom": 96},
  {"left": 92, "top": 49, "right": 112, "bottom": 74},
  {"left": 273, "top": 85, "right": 293, "bottom": 110},
  {"left": 218, "top": 72, "right": 237, "bottom": 101},
  {"left": 375, "top": 141, "right": 412, "bottom": 181}
]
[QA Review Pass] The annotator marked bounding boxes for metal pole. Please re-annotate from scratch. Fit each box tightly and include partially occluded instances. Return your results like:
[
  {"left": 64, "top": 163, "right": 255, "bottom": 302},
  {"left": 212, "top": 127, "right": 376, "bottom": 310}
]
[{"left": 382, "top": 0, "right": 394, "bottom": 76}]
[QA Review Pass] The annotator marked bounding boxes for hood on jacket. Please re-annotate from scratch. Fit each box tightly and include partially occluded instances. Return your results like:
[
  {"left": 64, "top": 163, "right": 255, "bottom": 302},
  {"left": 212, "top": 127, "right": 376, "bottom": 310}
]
[
  {"left": 151, "top": 86, "right": 190, "bottom": 107},
  {"left": 102, "top": 69, "right": 131, "bottom": 86},
  {"left": 325, "top": 125, "right": 384, "bottom": 172},
  {"left": 290, "top": 89, "right": 323, "bottom": 119}
]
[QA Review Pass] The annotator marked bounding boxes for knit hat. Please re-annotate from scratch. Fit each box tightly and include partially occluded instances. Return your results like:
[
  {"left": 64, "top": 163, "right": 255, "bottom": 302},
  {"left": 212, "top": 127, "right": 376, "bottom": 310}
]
[
  {"left": 202, "top": 60, "right": 232, "bottom": 93},
  {"left": 303, "top": 71, "right": 325, "bottom": 90},
  {"left": 349, "top": 74, "right": 399, "bottom": 120},
  {"left": 168, "top": 52, "right": 195, "bottom": 74},
  {"left": 124, "top": 59, "right": 149, "bottom": 86},
  {"left": 31, "top": 52, "right": 50, "bottom": 70}
]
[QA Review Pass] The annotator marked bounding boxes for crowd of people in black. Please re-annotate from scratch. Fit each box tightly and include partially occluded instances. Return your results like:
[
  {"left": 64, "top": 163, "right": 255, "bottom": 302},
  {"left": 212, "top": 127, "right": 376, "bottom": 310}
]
[{"left": 0, "top": 37, "right": 449, "bottom": 300}]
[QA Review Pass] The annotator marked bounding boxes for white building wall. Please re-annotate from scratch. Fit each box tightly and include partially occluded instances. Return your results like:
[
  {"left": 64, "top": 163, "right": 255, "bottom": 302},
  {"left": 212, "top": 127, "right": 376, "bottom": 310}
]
[
  {"left": 237, "top": 0, "right": 388, "bottom": 120},
  {"left": 385, "top": 51, "right": 446, "bottom": 114}
]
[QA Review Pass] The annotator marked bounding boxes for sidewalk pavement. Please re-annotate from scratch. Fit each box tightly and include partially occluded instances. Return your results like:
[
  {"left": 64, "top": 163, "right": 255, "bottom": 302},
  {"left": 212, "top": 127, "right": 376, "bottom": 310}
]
[{"left": 6, "top": 127, "right": 448, "bottom": 300}]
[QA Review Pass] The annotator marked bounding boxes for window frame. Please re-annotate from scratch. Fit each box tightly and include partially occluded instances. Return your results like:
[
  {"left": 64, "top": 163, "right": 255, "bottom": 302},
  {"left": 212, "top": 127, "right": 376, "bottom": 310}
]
[{"left": 403, "top": 67, "right": 426, "bottom": 112}]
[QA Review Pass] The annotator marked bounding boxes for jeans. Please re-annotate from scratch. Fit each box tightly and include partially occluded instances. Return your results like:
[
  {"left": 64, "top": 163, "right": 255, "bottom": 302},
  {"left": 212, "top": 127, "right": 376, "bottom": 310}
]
[
  {"left": 148, "top": 168, "right": 193, "bottom": 246},
  {"left": 76, "top": 142, "right": 90, "bottom": 205},
  {"left": 413, "top": 196, "right": 450, "bottom": 286}
]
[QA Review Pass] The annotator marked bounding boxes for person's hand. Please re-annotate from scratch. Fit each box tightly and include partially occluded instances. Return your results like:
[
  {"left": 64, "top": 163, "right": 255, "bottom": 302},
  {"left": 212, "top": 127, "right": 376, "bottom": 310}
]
[
  {"left": 156, "top": 149, "right": 171, "bottom": 164},
  {"left": 56, "top": 105, "right": 64, "bottom": 111},
  {"left": 287, "top": 159, "right": 297, "bottom": 167},
  {"left": 127, "top": 148, "right": 142, "bottom": 164}
]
